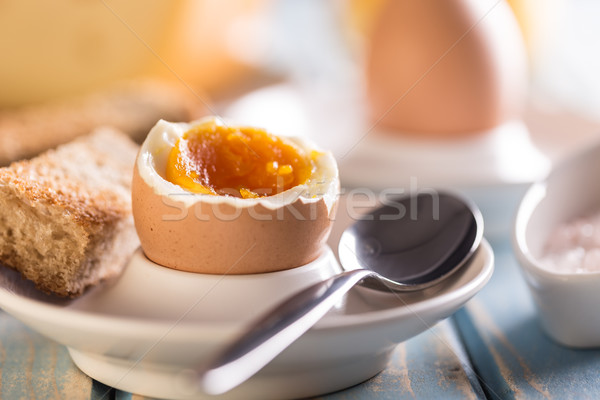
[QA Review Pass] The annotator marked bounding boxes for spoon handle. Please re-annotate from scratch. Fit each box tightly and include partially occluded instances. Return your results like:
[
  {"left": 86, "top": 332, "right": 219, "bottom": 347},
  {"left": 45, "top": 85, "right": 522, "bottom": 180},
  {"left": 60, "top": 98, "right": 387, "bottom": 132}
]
[{"left": 198, "top": 268, "right": 374, "bottom": 395}]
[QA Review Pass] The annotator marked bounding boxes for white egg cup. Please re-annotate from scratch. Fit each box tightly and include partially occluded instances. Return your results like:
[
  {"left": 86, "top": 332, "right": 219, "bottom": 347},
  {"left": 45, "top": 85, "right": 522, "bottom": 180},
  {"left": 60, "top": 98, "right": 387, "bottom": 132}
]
[
  {"left": 339, "top": 120, "right": 550, "bottom": 238},
  {"left": 514, "top": 141, "right": 600, "bottom": 348},
  {"left": 76, "top": 246, "right": 344, "bottom": 324}
]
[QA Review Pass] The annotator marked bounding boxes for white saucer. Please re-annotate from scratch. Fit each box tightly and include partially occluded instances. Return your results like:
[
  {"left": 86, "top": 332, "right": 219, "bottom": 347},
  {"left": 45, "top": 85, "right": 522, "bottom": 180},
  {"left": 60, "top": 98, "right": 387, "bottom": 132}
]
[{"left": 0, "top": 243, "right": 493, "bottom": 400}]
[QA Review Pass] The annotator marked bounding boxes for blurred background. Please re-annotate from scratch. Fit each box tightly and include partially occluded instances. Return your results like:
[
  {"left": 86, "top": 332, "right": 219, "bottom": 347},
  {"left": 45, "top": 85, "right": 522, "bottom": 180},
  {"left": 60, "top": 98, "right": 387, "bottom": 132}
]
[{"left": 1, "top": 0, "right": 599, "bottom": 171}]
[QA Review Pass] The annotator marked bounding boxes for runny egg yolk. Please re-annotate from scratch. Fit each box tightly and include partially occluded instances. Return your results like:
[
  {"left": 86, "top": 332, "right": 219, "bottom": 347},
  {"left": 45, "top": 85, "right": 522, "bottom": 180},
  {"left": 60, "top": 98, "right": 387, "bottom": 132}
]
[{"left": 165, "top": 122, "right": 315, "bottom": 198}]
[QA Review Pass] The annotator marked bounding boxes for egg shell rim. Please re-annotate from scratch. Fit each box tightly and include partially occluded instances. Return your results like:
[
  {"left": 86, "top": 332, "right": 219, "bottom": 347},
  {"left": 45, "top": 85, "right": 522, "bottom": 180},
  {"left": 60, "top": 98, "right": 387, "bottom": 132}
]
[{"left": 137, "top": 117, "right": 340, "bottom": 211}]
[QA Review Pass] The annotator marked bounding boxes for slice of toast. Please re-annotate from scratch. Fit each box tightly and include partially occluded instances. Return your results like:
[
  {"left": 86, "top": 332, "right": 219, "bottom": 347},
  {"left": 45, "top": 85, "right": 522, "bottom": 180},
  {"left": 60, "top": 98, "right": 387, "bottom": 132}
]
[
  {"left": 0, "top": 128, "right": 140, "bottom": 297},
  {"left": 0, "top": 79, "right": 207, "bottom": 165}
]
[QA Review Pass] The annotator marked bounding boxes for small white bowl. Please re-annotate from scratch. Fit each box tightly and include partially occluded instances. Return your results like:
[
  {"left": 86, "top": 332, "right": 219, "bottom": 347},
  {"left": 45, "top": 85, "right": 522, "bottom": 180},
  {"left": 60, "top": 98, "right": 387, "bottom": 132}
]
[{"left": 514, "top": 141, "right": 600, "bottom": 348}]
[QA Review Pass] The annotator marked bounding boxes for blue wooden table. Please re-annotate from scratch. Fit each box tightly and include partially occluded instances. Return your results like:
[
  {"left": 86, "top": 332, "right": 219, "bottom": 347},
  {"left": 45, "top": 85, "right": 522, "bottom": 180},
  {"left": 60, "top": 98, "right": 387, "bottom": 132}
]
[{"left": 1, "top": 233, "right": 599, "bottom": 399}]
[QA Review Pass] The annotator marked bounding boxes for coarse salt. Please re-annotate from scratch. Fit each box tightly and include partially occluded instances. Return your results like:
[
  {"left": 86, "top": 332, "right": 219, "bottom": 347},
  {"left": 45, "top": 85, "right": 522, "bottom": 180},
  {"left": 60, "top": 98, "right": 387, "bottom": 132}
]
[{"left": 540, "top": 211, "right": 600, "bottom": 274}]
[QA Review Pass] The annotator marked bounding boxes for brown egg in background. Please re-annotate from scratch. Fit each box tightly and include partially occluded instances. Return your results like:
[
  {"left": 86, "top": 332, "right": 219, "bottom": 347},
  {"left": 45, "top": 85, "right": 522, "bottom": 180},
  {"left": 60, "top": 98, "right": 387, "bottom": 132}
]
[{"left": 366, "top": 0, "right": 529, "bottom": 138}]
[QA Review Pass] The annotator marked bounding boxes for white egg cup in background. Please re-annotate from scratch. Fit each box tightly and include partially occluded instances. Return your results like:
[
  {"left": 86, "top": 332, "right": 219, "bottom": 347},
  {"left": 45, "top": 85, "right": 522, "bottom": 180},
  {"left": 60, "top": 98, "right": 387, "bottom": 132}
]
[
  {"left": 514, "top": 141, "right": 600, "bottom": 348},
  {"left": 221, "top": 83, "right": 550, "bottom": 239},
  {"left": 339, "top": 120, "right": 551, "bottom": 239},
  {"left": 0, "top": 239, "right": 493, "bottom": 399}
]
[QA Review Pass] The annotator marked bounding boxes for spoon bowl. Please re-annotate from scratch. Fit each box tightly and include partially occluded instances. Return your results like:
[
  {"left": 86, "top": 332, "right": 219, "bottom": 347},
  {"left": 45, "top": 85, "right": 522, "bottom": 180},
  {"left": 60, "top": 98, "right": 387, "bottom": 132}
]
[
  {"left": 199, "top": 191, "right": 483, "bottom": 395},
  {"left": 339, "top": 192, "right": 482, "bottom": 291}
]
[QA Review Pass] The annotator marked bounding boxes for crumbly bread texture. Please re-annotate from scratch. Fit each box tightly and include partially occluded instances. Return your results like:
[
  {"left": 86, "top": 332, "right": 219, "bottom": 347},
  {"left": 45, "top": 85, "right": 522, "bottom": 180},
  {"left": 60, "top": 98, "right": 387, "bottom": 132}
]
[
  {"left": 0, "top": 128, "right": 140, "bottom": 297},
  {"left": 0, "top": 79, "right": 206, "bottom": 165}
]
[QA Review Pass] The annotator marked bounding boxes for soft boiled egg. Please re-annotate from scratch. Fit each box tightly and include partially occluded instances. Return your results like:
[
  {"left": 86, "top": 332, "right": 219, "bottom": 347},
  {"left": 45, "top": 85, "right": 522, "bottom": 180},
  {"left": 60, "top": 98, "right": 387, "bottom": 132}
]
[{"left": 132, "top": 117, "right": 339, "bottom": 274}]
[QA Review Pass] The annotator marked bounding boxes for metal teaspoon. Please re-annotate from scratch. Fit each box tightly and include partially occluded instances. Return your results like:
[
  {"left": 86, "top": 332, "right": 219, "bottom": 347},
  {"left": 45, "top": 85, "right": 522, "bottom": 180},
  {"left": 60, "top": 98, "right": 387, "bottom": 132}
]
[{"left": 198, "top": 191, "right": 483, "bottom": 395}]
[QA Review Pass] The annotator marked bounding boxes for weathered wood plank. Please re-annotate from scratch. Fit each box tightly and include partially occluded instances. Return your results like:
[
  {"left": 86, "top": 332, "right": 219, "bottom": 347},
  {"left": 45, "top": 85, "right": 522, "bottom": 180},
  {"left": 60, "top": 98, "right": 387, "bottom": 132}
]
[
  {"left": 456, "top": 238, "right": 600, "bottom": 400},
  {"left": 0, "top": 311, "right": 92, "bottom": 400},
  {"left": 314, "top": 322, "right": 479, "bottom": 399}
]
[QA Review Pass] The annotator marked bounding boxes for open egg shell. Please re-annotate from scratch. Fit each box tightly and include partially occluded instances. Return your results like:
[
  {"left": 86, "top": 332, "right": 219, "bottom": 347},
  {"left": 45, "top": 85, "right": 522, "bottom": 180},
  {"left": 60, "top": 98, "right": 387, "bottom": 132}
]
[{"left": 132, "top": 117, "right": 339, "bottom": 274}]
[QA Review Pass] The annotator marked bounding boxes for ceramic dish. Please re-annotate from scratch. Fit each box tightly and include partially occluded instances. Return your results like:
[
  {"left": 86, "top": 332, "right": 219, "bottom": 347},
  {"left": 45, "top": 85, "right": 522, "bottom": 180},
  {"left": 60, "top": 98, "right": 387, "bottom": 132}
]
[
  {"left": 0, "top": 241, "right": 493, "bottom": 400},
  {"left": 514, "top": 141, "right": 600, "bottom": 348}
]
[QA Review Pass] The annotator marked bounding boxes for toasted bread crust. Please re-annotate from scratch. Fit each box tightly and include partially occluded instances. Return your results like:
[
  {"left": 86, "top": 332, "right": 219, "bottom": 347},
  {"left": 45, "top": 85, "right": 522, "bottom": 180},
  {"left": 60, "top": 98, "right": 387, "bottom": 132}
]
[
  {"left": 0, "top": 128, "right": 140, "bottom": 296},
  {"left": 0, "top": 79, "right": 206, "bottom": 165}
]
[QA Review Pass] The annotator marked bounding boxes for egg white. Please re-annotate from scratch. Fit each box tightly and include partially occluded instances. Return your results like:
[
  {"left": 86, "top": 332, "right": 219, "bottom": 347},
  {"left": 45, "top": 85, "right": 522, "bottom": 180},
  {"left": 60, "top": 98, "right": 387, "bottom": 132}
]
[{"left": 137, "top": 117, "right": 339, "bottom": 212}]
